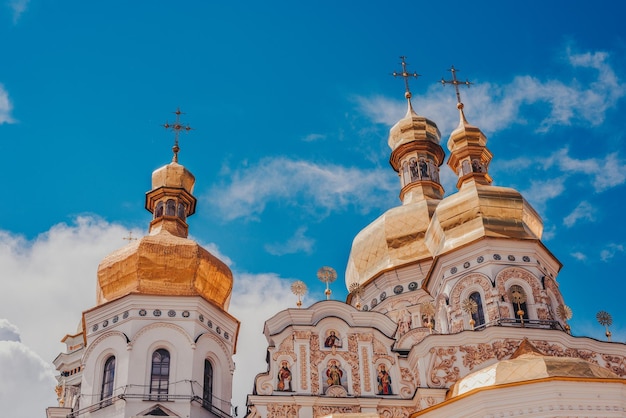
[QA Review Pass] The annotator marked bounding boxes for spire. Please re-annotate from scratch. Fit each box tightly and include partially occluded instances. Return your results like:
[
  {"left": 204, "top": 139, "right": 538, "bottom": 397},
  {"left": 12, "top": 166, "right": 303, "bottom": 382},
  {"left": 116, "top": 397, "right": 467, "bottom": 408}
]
[
  {"left": 388, "top": 56, "right": 445, "bottom": 204},
  {"left": 441, "top": 65, "right": 472, "bottom": 126},
  {"left": 392, "top": 56, "right": 421, "bottom": 115},
  {"left": 145, "top": 109, "right": 198, "bottom": 238},
  {"left": 441, "top": 66, "right": 493, "bottom": 189}
]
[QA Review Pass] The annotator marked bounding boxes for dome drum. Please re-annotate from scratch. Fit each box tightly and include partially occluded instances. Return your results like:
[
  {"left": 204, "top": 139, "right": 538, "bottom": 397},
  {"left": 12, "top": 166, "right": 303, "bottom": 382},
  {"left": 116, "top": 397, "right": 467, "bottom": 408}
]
[{"left": 145, "top": 186, "right": 197, "bottom": 217}]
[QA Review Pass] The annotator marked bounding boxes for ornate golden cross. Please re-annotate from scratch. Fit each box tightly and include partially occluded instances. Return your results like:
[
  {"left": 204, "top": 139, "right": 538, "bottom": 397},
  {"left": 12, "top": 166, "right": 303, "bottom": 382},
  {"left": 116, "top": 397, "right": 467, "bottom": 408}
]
[
  {"left": 163, "top": 108, "right": 193, "bottom": 162},
  {"left": 392, "top": 56, "right": 420, "bottom": 98},
  {"left": 441, "top": 65, "right": 472, "bottom": 104}
]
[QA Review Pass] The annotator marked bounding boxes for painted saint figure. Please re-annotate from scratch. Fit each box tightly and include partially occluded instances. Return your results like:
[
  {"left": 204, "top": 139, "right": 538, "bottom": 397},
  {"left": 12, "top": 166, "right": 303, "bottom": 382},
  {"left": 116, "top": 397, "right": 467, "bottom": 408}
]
[
  {"left": 377, "top": 364, "right": 392, "bottom": 395},
  {"left": 324, "top": 330, "right": 340, "bottom": 348},
  {"left": 277, "top": 361, "right": 292, "bottom": 391},
  {"left": 326, "top": 360, "right": 343, "bottom": 386}
]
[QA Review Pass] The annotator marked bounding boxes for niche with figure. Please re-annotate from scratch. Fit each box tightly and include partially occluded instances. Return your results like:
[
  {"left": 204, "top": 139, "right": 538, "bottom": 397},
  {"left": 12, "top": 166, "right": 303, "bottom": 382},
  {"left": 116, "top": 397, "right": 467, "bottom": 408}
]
[{"left": 323, "top": 359, "right": 347, "bottom": 393}]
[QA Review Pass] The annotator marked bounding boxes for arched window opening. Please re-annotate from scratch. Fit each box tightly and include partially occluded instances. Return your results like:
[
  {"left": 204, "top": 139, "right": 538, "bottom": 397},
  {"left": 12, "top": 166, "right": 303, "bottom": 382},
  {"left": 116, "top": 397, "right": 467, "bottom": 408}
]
[
  {"left": 418, "top": 158, "right": 429, "bottom": 179},
  {"left": 150, "top": 349, "right": 170, "bottom": 400},
  {"left": 101, "top": 356, "right": 116, "bottom": 406},
  {"left": 177, "top": 202, "right": 186, "bottom": 220},
  {"left": 469, "top": 292, "right": 486, "bottom": 328},
  {"left": 155, "top": 202, "right": 164, "bottom": 218},
  {"left": 165, "top": 199, "right": 176, "bottom": 216},
  {"left": 409, "top": 158, "right": 419, "bottom": 182},
  {"left": 509, "top": 285, "right": 530, "bottom": 323},
  {"left": 202, "top": 359, "right": 213, "bottom": 410}
]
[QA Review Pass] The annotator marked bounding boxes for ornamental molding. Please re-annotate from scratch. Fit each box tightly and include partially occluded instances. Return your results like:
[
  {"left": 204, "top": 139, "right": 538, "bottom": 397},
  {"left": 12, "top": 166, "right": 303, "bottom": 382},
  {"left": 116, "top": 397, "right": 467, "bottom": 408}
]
[
  {"left": 268, "top": 403, "right": 299, "bottom": 418},
  {"left": 130, "top": 322, "right": 194, "bottom": 348},
  {"left": 272, "top": 333, "right": 297, "bottom": 361},
  {"left": 377, "top": 406, "right": 414, "bottom": 418},
  {"left": 313, "top": 405, "right": 360, "bottom": 417},
  {"left": 83, "top": 330, "right": 129, "bottom": 363}
]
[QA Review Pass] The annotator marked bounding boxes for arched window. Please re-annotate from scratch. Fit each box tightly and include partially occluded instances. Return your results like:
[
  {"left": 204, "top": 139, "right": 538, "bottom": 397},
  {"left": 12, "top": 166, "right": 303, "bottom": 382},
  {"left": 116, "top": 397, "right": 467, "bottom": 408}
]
[
  {"left": 155, "top": 202, "right": 164, "bottom": 218},
  {"left": 100, "top": 356, "right": 115, "bottom": 406},
  {"left": 177, "top": 202, "right": 186, "bottom": 220},
  {"left": 202, "top": 359, "right": 213, "bottom": 410},
  {"left": 469, "top": 292, "right": 486, "bottom": 327},
  {"left": 150, "top": 349, "right": 170, "bottom": 400},
  {"left": 166, "top": 199, "right": 176, "bottom": 216}
]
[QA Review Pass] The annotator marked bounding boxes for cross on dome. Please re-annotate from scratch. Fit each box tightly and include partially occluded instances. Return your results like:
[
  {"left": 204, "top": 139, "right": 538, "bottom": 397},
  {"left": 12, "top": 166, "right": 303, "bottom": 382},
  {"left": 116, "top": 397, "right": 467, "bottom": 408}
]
[
  {"left": 441, "top": 65, "right": 472, "bottom": 108},
  {"left": 163, "top": 108, "right": 193, "bottom": 162},
  {"left": 392, "top": 56, "right": 421, "bottom": 100}
]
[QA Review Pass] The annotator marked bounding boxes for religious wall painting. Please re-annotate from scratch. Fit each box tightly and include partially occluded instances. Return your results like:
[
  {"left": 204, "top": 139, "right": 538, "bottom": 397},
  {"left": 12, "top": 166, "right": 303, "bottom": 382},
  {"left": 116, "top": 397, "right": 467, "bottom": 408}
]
[
  {"left": 323, "top": 359, "right": 347, "bottom": 393},
  {"left": 377, "top": 364, "right": 393, "bottom": 395},
  {"left": 276, "top": 360, "right": 293, "bottom": 392},
  {"left": 323, "top": 330, "right": 342, "bottom": 349}
]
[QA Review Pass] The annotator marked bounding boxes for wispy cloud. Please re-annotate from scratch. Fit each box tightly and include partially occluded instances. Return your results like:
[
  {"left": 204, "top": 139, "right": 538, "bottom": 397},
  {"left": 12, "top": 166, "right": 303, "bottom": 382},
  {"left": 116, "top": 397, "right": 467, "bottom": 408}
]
[
  {"left": 498, "top": 148, "right": 626, "bottom": 206},
  {"left": 355, "top": 48, "right": 625, "bottom": 136},
  {"left": 301, "top": 133, "right": 326, "bottom": 142},
  {"left": 8, "top": 0, "right": 29, "bottom": 23},
  {"left": 570, "top": 251, "right": 587, "bottom": 261},
  {"left": 563, "top": 201, "right": 596, "bottom": 227},
  {"left": 521, "top": 177, "right": 566, "bottom": 212},
  {"left": 0, "top": 84, "right": 15, "bottom": 124},
  {"left": 207, "top": 157, "right": 396, "bottom": 221},
  {"left": 600, "top": 243, "right": 624, "bottom": 262},
  {"left": 265, "top": 226, "right": 315, "bottom": 255}
]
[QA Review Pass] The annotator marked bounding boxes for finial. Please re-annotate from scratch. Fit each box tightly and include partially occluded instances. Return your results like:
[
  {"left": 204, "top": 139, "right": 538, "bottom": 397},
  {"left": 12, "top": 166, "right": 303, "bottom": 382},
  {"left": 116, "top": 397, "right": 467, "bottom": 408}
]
[
  {"left": 349, "top": 282, "right": 363, "bottom": 310},
  {"left": 291, "top": 280, "right": 308, "bottom": 308},
  {"left": 596, "top": 310, "right": 613, "bottom": 341},
  {"left": 557, "top": 304, "right": 573, "bottom": 334},
  {"left": 508, "top": 285, "right": 527, "bottom": 326},
  {"left": 392, "top": 56, "right": 421, "bottom": 104},
  {"left": 317, "top": 266, "right": 337, "bottom": 300},
  {"left": 163, "top": 107, "right": 193, "bottom": 163},
  {"left": 441, "top": 65, "right": 472, "bottom": 109},
  {"left": 462, "top": 298, "right": 478, "bottom": 330}
]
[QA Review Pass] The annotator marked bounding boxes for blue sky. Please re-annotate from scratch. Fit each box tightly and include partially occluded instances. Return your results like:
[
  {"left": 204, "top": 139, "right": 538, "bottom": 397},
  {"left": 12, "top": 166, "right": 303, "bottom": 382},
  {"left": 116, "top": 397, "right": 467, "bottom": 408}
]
[{"left": 1, "top": 1, "right": 626, "bottom": 416}]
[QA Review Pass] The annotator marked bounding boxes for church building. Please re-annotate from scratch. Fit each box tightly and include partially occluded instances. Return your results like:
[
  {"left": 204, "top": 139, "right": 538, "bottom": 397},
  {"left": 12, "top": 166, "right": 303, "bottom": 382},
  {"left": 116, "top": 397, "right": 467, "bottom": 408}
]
[{"left": 46, "top": 65, "right": 626, "bottom": 418}]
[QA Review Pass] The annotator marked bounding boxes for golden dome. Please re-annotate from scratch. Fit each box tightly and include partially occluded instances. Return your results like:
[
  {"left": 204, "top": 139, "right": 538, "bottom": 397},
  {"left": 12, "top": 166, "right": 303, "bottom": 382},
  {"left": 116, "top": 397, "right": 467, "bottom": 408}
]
[
  {"left": 96, "top": 230, "right": 233, "bottom": 309},
  {"left": 96, "top": 146, "right": 233, "bottom": 309},
  {"left": 425, "top": 180, "right": 543, "bottom": 256},
  {"left": 388, "top": 105, "right": 442, "bottom": 153},
  {"left": 345, "top": 192, "right": 438, "bottom": 288},
  {"left": 448, "top": 339, "right": 620, "bottom": 398},
  {"left": 151, "top": 161, "right": 195, "bottom": 193},
  {"left": 346, "top": 84, "right": 445, "bottom": 289}
]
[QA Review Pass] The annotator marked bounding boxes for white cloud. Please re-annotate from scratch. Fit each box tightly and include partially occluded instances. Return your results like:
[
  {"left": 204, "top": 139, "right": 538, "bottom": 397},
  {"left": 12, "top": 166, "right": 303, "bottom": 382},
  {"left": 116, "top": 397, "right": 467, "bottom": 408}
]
[
  {"left": 0, "top": 320, "right": 58, "bottom": 417},
  {"left": 265, "top": 226, "right": 315, "bottom": 255},
  {"left": 521, "top": 177, "right": 566, "bottom": 211},
  {"left": 563, "top": 201, "right": 596, "bottom": 227},
  {"left": 570, "top": 252, "right": 587, "bottom": 261},
  {"left": 356, "top": 48, "right": 625, "bottom": 136},
  {"left": 600, "top": 243, "right": 624, "bottom": 262},
  {"left": 207, "top": 157, "right": 396, "bottom": 221},
  {"left": 8, "top": 0, "right": 29, "bottom": 23},
  {"left": 0, "top": 84, "right": 15, "bottom": 124},
  {"left": 0, "top": 318, "right": 20, "bottom": 341},
  {"left": 229, "top": 272, "right": 298, "bottom": 412},
  {"left": 301, "top": 133, "right": 326, "bottom": 142}
]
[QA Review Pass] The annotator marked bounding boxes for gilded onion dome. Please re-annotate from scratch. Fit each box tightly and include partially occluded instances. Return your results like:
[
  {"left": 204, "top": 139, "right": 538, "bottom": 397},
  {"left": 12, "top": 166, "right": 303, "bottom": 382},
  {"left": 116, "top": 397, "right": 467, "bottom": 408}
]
[
  {"left": 425, "top": 102, "right": 543, "bottom": 256},
  {"left": 96, "top": 116, "right": 233, "bottom": 309},
  {"left": 346, "top": 58, "right": 445, "bottom": 288}
]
